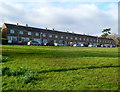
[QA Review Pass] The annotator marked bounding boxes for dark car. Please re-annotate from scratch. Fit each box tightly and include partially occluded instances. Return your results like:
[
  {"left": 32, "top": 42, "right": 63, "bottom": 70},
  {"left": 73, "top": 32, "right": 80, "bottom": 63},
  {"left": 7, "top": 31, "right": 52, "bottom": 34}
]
[{"left": 46, "top": 43, "right": 55, "bottom": 46}]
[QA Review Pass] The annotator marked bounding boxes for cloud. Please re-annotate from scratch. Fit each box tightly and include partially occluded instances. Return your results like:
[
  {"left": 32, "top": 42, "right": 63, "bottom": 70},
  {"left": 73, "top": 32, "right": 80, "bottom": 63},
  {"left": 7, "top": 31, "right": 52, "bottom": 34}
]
[{"left": 0, "top": 2, "right": 118, "bottom": 36}]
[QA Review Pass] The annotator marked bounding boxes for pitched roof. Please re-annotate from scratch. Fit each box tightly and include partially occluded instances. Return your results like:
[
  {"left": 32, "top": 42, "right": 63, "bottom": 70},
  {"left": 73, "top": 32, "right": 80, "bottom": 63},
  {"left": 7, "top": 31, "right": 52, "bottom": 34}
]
[{"left": 4, "top": 23, "right": 114, "bottom": 40}]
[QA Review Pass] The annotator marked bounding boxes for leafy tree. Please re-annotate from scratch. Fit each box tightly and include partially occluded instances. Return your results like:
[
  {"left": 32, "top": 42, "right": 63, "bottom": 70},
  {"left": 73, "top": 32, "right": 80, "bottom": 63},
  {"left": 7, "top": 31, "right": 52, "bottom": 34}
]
[{"left": 101, "top": 28, "right": 111, "bottom": 38}]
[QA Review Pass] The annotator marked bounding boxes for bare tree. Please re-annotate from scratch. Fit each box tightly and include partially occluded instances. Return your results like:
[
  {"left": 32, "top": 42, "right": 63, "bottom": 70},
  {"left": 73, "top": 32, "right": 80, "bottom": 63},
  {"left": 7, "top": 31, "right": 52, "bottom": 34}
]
[{"left": 106, "top": 33, "right": 119, "bottom": 45}]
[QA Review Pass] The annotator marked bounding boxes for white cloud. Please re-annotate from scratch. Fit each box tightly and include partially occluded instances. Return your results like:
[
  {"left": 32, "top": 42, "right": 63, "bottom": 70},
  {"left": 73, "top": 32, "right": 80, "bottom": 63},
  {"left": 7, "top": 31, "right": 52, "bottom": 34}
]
[{"left": 0, "top": 2, "right": 118, "bottom": 36}]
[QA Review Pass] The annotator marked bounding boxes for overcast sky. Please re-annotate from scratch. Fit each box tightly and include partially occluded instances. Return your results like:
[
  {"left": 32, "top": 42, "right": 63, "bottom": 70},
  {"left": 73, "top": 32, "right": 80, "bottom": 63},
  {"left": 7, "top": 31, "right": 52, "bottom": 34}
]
[{"left": 0, "top": 0, "right": 118, "bottom": 36}]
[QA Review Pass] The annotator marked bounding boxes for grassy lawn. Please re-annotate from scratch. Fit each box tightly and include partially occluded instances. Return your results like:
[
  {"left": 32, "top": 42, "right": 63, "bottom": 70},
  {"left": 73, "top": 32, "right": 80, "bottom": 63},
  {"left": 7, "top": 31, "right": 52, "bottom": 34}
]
[{"left": 1, "top": 45, "right": 119, "bottom": 90}]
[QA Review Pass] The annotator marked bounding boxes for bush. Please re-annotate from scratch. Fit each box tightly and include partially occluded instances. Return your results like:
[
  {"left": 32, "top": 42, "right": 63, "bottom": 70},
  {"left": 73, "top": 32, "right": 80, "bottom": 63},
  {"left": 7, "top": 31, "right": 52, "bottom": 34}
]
[
  {"left": 11, "top": 67, "right": 27, "bottom": 76},
  {"left": 1, "top": 57, "right": 9, "bottom": 63},
  {"left": 2, "top": 67, "right": 11, "bottom": 76},
  {"left": 2, "top": 38, "right": 8, "bottom": 44}
]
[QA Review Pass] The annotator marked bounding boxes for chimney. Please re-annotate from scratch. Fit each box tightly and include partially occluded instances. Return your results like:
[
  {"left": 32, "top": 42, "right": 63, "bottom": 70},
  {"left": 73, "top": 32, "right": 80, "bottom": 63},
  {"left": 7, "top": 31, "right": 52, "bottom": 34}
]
[
  {"left": 53, "top": 28, "right": 55, "bottom": 31},
  {"left": 46, "top": 27, "right": 47, "bottom": 30},
  {"left": 26, "top": 24, "right": 28, "bottom": 27},
  {"left": 17, "top": 23, "right": 19, "bottom": 26}
]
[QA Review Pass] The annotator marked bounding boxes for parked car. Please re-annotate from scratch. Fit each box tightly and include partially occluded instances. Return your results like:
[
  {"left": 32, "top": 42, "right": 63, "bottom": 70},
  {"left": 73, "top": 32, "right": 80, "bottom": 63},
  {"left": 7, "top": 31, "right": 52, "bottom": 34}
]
[
  {"left": 88, "top": 44, "right": 93, "bottom": 47},
  {"left": 27, "top": 41, "right": 40, "bottom": 46},
  {"left": 46, "top": 43, "right": 55, "bottom": 46},
  {"left": 73, "top": 44, "right": 80, "bottom": 47}
]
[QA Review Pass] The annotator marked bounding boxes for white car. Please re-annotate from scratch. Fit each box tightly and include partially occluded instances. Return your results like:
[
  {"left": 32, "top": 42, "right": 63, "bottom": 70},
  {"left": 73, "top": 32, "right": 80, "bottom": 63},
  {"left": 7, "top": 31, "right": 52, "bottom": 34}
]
[
  {"left": 27, "top": 41, "right": 41, "bottom": 46},
  {"left": 88, "top": 44, "right": 92, "bottom": 47}
]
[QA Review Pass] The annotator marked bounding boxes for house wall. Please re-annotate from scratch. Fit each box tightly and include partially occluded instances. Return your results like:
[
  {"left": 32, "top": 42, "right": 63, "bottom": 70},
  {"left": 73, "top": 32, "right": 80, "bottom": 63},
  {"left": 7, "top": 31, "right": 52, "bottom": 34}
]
[{"left": 1, "top": 24, "right": 116, "bottom": 46}]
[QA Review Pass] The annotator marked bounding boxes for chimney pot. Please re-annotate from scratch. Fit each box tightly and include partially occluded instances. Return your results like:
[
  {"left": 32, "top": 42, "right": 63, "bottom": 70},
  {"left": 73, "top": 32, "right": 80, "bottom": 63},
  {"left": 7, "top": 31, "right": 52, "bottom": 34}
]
[
  {"left": 26, "top": 24, "right": 28, "bottom": 27},
  {"left": 17, "top": 23, "right": 19, "bottom": 25}
]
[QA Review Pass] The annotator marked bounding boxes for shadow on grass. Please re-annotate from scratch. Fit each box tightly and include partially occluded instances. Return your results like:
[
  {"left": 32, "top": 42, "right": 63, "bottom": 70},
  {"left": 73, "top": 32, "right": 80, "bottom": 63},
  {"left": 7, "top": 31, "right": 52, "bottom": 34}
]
[
  {"left": 38, "top": 65, "right": 120, "bottom": 74},
  {"left": 3, "top": 50, "right": 118, "bottom": 58}
]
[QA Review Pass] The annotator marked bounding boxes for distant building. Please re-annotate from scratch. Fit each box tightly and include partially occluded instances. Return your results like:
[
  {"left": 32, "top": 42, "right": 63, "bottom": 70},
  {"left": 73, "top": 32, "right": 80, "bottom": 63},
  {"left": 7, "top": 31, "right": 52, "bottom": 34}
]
[{"left": 1, "top": 23, "right": 116, "bottom": 46}]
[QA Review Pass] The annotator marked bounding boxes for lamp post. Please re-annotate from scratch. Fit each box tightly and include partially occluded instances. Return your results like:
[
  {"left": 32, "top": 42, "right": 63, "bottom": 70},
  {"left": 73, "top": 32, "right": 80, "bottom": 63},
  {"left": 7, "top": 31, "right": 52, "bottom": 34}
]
[
  {"left": 97, "top": 36, "right": 98, "bottom": 46},
  {"left": 40, "top": 32, "right": 43, "bottom": 45}
]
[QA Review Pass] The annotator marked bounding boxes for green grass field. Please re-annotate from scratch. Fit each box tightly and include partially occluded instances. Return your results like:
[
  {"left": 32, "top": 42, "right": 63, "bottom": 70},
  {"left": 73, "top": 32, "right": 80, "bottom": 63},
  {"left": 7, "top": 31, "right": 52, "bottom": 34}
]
[{"left": 1, "top": 45, "right": 119, "bottom": 90}]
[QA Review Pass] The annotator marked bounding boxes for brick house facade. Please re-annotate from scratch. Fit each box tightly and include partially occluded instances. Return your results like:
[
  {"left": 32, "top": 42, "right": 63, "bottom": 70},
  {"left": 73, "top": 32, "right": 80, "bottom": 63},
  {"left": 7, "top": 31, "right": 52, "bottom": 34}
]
[{"left": 1, "top": 23, "right": 116, "bottom": 46}]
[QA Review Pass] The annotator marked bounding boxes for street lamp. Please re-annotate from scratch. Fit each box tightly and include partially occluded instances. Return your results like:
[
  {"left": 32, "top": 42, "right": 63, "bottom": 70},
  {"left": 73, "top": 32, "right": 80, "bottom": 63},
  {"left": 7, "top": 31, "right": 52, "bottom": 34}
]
[{"left": 40, "top": 32, "right": 43, "bottom": 45}]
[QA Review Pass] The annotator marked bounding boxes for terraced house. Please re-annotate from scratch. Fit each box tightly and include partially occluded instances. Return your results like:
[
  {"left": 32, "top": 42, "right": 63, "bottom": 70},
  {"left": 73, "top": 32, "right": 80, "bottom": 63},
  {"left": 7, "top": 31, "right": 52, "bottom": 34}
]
[{"left": 1, "top": 23, "right": 116, "bottom": 46}]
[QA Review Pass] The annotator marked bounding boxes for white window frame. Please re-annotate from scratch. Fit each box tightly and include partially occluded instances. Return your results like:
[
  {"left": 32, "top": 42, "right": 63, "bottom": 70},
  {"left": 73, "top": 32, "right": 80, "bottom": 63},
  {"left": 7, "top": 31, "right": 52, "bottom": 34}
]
[
  {"left": 75, "top": 37, "right": 77, "bottom": 40},
  {"left": 66, "top": 36, "right": 68, "bottom": 39},
  {"left": 49, "top": 34, "right": 52, "bottom": 38},
  {"left": 43, "top": 34, "right": 46, "bottom": 37},
  {"left": 35, "top": 33, "right": 39, "bottom": 36},
  {"left": 70, "top": 37, "right": 73, "bottom": 40},
  {"left": 19, "top": 31, "right": 23, "bottom": 35},
  {"left": 61, "top": 36, "right": 63, "bottom": 39},
  {"left": 26, "top": 37, "right": 30, "bottom": 41},
  {"left": 28, "top": 32, "right": 31, "bottom": 35},
  {"left": 34, "top": 38, "right": 40, "bottom": 42},
  {"left": 55, "top": 35, "right": 58, "bottom": 38},
  {"left": 10, "top": 29, "right": 14, "bottom": 34}
]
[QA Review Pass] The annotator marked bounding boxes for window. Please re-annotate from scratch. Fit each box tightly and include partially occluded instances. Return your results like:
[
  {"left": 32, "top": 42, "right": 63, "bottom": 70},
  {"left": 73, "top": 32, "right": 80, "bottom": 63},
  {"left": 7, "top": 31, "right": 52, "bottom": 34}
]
[
  {"left": 43, "top": 34, "right": 46, "bottom": 37},
  {"left": 61, "top": 36, "right": 63, "bottom": 39},
  {"left": 12, "top": 36, "right": 17, "bottom": 41},
  {"left": 28, "top": 32, "right": 31, "bottom": 35},
  {"left": 26, "top": 38, "right": 30, "bottom": 41},
  {"left": 21, "top": 37, "right": 25, "bottom": 41},
  {"left": 7, "top": 36, "right": 17, "bottom": 41},
  {"left": 59, "top": 40, "right": 62, "bottom": 43},
  {"left": 75, "top": 37, "right": 77, "bottom": 40},
  {"left": 10, "top": 29, "right": 14, "bottom": 33},
  {"left": 54, "top": 40, "right": 56, "bottom": 43},
  {"left": 70, "top": 37, "right": 73, "bottom": 40},
  {"left": 55, "top": 35, "right": 58, "bottom": 38},
  {"left": 49, "top": 34, "right": 52, "bottom": 38},
  {"left": 79, "top": 38, "right": 82, "bottom": 40},
  {"left": 66, "top": 36, "right": 68, "bottom": 39},
  {"left": 34, "top": 38, "right": 40, "bottom": 42},
  {"left": 83, "top": 38, "right": 86, "bottom": 41},
  {"left": 43, "top": 39, "right": 48, "bottom": 43},
  {"left": 35, "top": 33, "right": 39, "bottom": 36},
  {"left": 19, "top": 31, "right": 23, "bottom": 35}
]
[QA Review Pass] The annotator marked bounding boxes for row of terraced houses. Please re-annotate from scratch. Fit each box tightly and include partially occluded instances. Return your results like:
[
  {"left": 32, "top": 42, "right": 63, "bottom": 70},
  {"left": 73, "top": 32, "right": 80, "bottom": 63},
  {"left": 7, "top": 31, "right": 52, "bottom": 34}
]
[{"left": 1, "top": 23, "right": 116, "bottom": 46}]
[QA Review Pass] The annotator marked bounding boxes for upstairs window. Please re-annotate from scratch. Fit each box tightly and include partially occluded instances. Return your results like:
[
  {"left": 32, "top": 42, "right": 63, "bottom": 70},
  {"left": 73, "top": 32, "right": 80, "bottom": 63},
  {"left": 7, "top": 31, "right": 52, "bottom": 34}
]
[
  {"left": 19, "top": 31, "right": 23, "bottom": 35},
  {"left": 49, "top": 34, "right": 52, "bottom": 38},
  {"left": 70, "top": 37, "right": 73, "bottom": 40},
  {"left": 75, "top": 37, "right": 77, "bottom": 40},
  {"left": 55, "top": 35, "right": 58, "bottom": 38},
  {"left": 79, "top": 38, "right": 82, "bottom": 40},
  {"left": 43, "top": 34, "right": 46, "bottom": 37},
  {"left": 35, "top": 33, "right": 39, "bottom": 36},
  {"left": 10, "top": 29, "right": 14, "bottom": 34},
  {"left": 83, "top": 38, "right": 86, "bottom": 41},
  {"left": 28, "top": 32, "right": 31, "bottom": 35},
  {"left": 61, "top": 36, "right": 63, "bottom": 39},
  {"left": 66, "top": 36, "right": 68, "bottom": 39}
]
